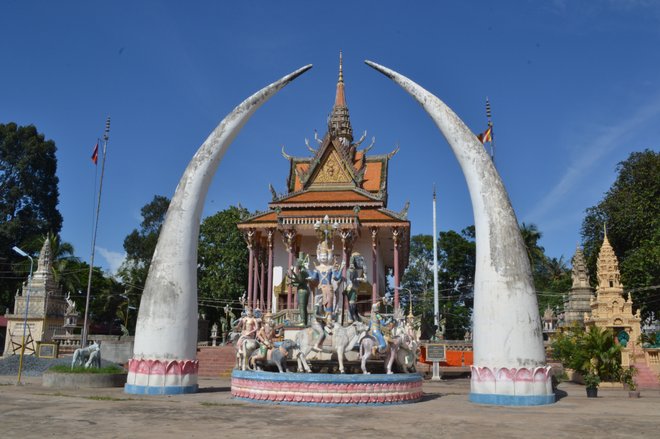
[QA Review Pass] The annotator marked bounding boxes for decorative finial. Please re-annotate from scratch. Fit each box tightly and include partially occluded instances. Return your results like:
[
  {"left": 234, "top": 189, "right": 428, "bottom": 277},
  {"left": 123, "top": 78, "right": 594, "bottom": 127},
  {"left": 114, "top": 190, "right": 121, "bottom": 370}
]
[{"left": 338, "top": 50, "right": 344, "bottom": 84}]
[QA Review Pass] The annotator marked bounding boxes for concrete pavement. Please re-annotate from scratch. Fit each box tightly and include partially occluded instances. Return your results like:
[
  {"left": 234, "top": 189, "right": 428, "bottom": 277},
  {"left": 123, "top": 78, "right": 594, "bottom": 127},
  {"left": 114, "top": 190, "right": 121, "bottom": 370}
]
[{"left": 0, "top": 376, "right": 658, "bottom": 438}]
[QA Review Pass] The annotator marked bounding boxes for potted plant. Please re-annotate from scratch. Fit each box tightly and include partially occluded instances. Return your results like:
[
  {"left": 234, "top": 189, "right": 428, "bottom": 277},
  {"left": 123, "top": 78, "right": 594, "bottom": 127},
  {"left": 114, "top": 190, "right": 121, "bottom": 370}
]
[
  {"left": 621, "top": 366, "right": 640, "bottom": 398},
  {"left": 551, "top": 325, "right": 622, "bottom": 398},
  {"left": 584, "top": 372, "right": 600, "bottom": 398}
]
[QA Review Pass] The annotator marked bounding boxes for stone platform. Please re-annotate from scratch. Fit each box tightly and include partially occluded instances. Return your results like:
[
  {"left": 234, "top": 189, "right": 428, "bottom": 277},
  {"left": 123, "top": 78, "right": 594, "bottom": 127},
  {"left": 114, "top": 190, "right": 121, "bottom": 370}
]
[{"left": 231, "top": 370, "right": 423, "bottom": 405}]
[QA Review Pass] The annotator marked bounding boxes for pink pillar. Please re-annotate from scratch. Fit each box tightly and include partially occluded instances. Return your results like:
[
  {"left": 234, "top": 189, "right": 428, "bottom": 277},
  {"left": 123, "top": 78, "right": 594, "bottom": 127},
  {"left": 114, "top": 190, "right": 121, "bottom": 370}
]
[
  {"left": 393, "top": 227, "right": 400, "bottom": 310},
  {"left": 253, "top": 249, "right": 260, "bottom": 309},
  {"left": 260, "top": 257, "right": 266, "bottom": 311},
  {"left": 246, "top": 230, "right": 255, "bottom": 307},
  {"left": 267, "top": 229, "right": 274, "bottom": 312},
  {"left": 371, "top": 228, "right": 378, "bottom": 303}
]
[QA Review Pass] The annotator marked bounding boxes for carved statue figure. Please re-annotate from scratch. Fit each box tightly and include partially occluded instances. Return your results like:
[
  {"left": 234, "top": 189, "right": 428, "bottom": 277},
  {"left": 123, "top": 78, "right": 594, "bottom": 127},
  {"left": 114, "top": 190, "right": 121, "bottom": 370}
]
[
  {"left": 249, "top": 339, "right": 298, "bottom": 373},
  {"left": 310, "top": 312, "right": 334, "bottom": 352},
  {"left": 235, "top": 307, "right": 260, "bottom": 371},
  {"left": 308, "top": 241, "right": 345, "bottom": 314},
  {"left": 359, "top": 313, "right": 419, "bottom": 374},
  {"left": 289, "top": 252, "right": 311, "bottom": 326},
  {"left": 72, "top": 341, "right": 101, "bottom": 369},
  {"left": 65, "top": 292, "right": 77, "bottom": 314},
  {"left": 249, "top": 313, "right": 279, "bottom": 368},
  {"left": 368, "top": 302, "right": 389, "bottom": 354},
  {"left": 344, "top": 252, "right": 367, "bottom": 323},
  {"left": 294, "top": 321, "right": 368, "bottom": 374}
]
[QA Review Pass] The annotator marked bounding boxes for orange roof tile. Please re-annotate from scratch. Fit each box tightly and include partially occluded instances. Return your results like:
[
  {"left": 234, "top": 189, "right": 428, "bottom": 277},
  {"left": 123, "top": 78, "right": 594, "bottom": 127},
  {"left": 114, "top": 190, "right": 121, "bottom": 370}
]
[
  {"left": 293, "top": 163, "right": 309, "bottom": 191},
  {"left": 363, "top": 161, "right": 383, "bottom": 192},
  {"left": 277, "top": 190, "right": 375, "bottom": 204}
]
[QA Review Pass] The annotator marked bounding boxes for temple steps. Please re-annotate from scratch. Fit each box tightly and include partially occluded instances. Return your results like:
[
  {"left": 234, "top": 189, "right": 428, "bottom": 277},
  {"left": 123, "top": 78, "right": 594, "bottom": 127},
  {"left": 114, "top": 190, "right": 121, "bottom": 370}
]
[
  {"left": 197, "top": 345, "right": 236, "bottom": 377},
  {"left": 633, "top": 362, "right": 660, "bottom": 389}
]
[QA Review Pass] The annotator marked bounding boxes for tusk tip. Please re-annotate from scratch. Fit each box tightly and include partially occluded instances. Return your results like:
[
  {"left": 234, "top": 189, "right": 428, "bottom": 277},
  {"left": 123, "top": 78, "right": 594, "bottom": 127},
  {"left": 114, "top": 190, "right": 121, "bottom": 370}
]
[
  {"left": 364, "top": 60, "right": 393, "bottom": 79},
  {"left": 287, "top": 64, "right": 313, "bottom": 82}
]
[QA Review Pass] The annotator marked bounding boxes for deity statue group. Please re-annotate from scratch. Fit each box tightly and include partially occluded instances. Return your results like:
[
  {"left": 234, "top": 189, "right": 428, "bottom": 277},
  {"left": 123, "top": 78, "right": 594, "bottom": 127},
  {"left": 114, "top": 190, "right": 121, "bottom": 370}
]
[{"left": 229, "top": 227, "right": 420, "bottom": 375}]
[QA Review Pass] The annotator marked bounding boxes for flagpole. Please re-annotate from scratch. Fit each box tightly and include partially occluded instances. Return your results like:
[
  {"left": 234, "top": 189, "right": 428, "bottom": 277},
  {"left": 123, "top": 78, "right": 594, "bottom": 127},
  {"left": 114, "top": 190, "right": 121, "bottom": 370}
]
[
  {"left": 432, "top": 185, "right": 439, "bottom": 331},
  {"left": 81, "top": 117, "right": 110, "bottom": 347},
  {"left": 486, "top": 97, "right": 495, "bottom": 163}
]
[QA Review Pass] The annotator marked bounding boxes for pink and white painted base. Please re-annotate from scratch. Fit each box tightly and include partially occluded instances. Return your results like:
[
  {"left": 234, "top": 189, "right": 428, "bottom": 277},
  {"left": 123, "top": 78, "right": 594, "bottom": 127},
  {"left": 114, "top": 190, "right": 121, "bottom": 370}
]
[
  {"left": 231, "top": 376, "right": 423, "bottom": 405},
  {"left": 125, "top": 358, "right": 198, "bottom": 389},
  {"left": 471, "top": 365, "right": 553, "bottom": 396}
]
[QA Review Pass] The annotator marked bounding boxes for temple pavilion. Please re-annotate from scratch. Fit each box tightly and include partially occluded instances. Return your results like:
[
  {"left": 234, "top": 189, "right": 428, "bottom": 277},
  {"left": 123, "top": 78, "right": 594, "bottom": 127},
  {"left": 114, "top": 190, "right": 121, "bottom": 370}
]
[
  {"left": 584, "top": 229, "right": 642, "bottom": 367},
  {"left": 237, "top": 56, "right": 410, "bottom": 318}
]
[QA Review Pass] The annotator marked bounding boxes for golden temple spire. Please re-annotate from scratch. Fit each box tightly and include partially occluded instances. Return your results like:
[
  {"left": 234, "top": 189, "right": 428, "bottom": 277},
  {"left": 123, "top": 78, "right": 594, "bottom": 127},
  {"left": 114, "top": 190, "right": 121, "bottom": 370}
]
[
  {"left": 329, "top": 51, "right": 353, "bottom": 143},
  {"left": 597, "top": 223, "right": 622, "bottom": 290},
  {"left": 335, "top": 50, "right": 346, "bottom": 107}
]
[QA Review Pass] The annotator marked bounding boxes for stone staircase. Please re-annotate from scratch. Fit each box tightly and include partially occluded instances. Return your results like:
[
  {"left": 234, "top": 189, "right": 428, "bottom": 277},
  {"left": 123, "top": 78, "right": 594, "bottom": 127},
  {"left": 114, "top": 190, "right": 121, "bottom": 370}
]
[
  {"left": 197, "top": 345, "right": 236, "bottom": 377},
  {"left": 633, "top": 362, "right": 660, "bottom": 389}
]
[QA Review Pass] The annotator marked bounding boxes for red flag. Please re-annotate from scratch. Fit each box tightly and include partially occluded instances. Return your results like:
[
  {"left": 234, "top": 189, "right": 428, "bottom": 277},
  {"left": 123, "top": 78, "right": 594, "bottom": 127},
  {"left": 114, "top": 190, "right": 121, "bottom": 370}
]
[
  {"left": 477, "top": 127, "right": 492, "bottom": 144},
  {"left": 91, "top": 143, "right": 99, "bottom": 165}
]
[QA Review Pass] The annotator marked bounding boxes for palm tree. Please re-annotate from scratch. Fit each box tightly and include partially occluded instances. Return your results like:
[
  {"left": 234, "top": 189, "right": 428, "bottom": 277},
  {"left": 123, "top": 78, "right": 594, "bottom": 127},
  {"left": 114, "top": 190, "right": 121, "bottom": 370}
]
[
  {"left": 40, "top": 233, "right": 81, "bottom": 295},
  {"left": 520, "top": 222, "right": 546, "bottom": 269}
]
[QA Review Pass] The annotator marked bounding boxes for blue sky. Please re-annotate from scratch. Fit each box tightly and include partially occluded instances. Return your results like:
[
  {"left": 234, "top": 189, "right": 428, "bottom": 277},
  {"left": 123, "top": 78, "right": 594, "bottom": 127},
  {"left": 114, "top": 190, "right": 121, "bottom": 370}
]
[{"left": 2, "top": 1, "right": 659, "bottom": 274}]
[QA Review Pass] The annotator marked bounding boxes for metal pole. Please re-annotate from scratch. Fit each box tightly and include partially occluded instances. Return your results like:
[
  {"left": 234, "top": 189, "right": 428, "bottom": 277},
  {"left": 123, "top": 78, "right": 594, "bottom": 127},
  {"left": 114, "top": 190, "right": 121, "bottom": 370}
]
[
  {"left": 432, "top": 186, "right": 439, "bottom": 330},
  {"left": 12, "top": 246, "right": 33, "bottom": 385},
  {"left": 82, "top": 117, "right": 110, "bottom": 347}
]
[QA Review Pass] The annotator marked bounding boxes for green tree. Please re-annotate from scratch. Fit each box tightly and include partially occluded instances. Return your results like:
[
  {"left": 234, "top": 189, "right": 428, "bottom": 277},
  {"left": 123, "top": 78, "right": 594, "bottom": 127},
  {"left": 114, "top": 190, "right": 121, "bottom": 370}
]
[
  {"left": 117, "top": 195, "right": 170, "bottom": 297},
  {"left": 197, "top": 205, "right": 251, "bottom": 323},
  {"left": 520, "top": 222, "right": 545, "bottom": 273},
  {"left": 581, "top": 150, "right": 660, "bottom": 318},
  {"left": 402, "top": 229, "right": 474, "bottom": 339},
  {"left": 0, "top": 123, "right": 63, "bottom": 311},
  {"left": 401, "top": 234, "right": 435, "bottom": 336}
]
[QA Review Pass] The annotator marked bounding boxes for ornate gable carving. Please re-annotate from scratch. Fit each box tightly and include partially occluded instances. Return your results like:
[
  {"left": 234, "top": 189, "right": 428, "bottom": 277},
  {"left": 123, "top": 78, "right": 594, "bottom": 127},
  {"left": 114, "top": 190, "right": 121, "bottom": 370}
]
[{"left": 309, "top": 148, "right": 354, "bottom": 187}]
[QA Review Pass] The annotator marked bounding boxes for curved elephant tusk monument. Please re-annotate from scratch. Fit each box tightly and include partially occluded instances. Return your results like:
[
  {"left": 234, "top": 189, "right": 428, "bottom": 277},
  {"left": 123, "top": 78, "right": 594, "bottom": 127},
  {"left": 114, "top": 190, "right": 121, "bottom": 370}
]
[
  {"left": 365, "top": 60, "right": 554, "bottom": 406},
  {"left": 125, "top": 64, "right": 312, "bottom": 395}
]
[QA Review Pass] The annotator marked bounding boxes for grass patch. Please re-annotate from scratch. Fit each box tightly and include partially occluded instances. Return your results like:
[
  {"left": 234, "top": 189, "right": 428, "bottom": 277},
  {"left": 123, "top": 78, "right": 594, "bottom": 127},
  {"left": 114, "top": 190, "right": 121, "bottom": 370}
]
[{"left": 48, "top": 365, "right": 126, "bottom": 374}]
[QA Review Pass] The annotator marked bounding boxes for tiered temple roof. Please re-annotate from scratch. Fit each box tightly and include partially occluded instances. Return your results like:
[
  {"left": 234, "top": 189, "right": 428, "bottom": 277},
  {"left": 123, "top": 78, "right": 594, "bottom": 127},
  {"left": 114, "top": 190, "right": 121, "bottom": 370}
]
[{"left": 239, "top": 54, "right": 410, "bottom": 256}]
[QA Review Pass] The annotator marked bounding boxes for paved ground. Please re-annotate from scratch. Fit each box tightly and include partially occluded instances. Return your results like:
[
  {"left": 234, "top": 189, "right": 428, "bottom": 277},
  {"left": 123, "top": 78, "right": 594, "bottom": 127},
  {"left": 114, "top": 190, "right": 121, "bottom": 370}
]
[{"left": 1, "top": 375, "right": 658, "bottom": 439}]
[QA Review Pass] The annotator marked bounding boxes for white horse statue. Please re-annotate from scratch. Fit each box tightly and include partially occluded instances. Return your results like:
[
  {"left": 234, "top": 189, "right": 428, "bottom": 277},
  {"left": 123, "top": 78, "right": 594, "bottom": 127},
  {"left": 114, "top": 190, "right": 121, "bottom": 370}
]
[
  {"left": 359, "top": 319, "right": 419, "bottom": 374},
  {"left": 295, "top": 321, "right": 368, "bottom": 373},
  {"left": 71, "top": 341, "right": 101, "bottom": 369}
]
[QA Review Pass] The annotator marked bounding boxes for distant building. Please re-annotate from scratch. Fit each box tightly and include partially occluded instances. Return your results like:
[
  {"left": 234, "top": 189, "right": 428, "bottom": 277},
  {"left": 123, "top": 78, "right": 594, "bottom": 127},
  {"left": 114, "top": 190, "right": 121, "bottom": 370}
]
[
  {"left": 3, "top": 238, "right": 67, "bottom": 356},
  {"left": 561, "top": 245, "right": 594, "bottom": 328},
  {"left": 584, "top": 230, "right": 642, "bottom": 367}
]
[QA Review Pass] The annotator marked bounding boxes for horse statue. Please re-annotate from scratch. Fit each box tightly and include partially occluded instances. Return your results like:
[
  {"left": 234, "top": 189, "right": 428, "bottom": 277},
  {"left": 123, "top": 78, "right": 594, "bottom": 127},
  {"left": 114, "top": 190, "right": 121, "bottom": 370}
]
[
  {"left": 235, "top": 338, "right": 260, "bottom": 371},
  {"left": 295, "top": 321, "right": 368, "bottom": 373},
  {"left": 359, "top": 315, "right": 419, "bottom": 374},
  {"left": 248, "top": 339, "right": 298, "bottom": 373},
  {"left": 71, "top": 341, "right": 101, "bottom": 369}
]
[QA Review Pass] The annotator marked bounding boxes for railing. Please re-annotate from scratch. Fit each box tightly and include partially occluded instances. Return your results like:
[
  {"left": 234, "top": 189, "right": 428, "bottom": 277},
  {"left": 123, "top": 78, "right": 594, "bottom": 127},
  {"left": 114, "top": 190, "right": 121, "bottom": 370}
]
[
  {"left": 279, "top": 215, "right": 356, "bottom": 227},
  {"left": 645, "top": 348, "right": 660, "bottom": 375},
  {"left": 271, "top": 309, "right": 302, "bottom": 326}
]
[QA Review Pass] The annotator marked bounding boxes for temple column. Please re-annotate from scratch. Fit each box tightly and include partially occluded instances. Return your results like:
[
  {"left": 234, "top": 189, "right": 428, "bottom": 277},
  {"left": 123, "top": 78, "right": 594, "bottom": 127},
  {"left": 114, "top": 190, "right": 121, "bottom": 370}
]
[
  {"left": 371, "top": 227, "right": 378, "bottom": 303},
  {"left": 267, "top": 229, "right": 274, "bottom": 312},
  {"left": 253, "top": 246, "right": 260, "bottom": 309},
  {"left": 392, "top": 227, "right": 400, "bottom": 310},
  {"left": 245, "top": 229, "right": 255, "bottom": 307},
  {"left": 260, "top": 241, "right": 266, "bottom": 310},
  {"left": 282, "top": 229, "right": 297, "bottom": 310}
]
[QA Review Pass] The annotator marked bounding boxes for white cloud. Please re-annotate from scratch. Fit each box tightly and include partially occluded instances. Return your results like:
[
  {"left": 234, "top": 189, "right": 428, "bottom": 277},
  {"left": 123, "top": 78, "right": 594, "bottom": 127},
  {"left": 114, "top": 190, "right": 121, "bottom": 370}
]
[
  {"left": 525, "top": 95, "right": 660, "bottom": 222},
  {"left": 96, "top": 247, "right": 126, "bottom": 275}
]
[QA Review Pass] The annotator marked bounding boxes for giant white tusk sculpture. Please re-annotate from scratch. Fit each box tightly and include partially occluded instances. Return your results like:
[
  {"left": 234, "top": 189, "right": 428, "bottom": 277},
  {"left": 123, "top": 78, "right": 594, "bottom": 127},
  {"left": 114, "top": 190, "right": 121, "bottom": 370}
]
[
  {"left": 365, "top": 60, "right": 554, "bottom": 406},
  {"left": 125, "top": 64, "right": 312, "bottom": 395}
]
